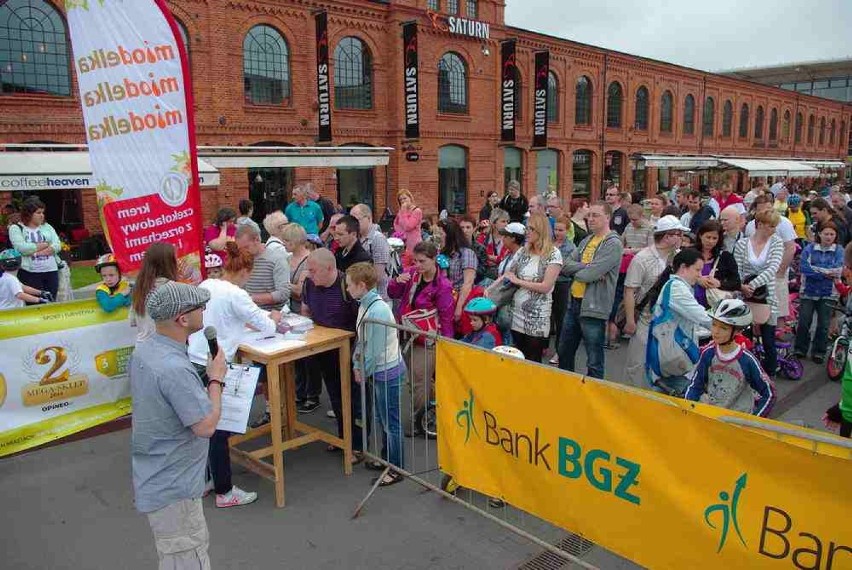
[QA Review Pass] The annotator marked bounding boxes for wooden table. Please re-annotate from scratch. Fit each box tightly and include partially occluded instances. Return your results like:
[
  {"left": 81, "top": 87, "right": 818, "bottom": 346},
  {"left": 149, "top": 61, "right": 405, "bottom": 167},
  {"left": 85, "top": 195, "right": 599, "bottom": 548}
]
[{"left": 233, "top": 326, "right": 355, "bottom": 507}]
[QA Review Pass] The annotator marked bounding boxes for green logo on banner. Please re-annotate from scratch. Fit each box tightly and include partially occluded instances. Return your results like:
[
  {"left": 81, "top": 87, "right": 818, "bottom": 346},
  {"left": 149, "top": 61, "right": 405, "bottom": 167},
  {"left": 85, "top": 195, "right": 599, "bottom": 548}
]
[
  {"left": 455, "top": 389, "right": 479, "bottom": 444},
  {"left": 704, "top": 473, "right": 748, "bottom": 553}
]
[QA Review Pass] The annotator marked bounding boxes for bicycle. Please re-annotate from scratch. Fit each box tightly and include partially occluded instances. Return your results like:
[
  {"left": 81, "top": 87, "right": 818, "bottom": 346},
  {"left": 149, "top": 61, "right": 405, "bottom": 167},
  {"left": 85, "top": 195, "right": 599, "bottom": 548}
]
[
  {"left": 827, "top": 301, "right": 852, "bottom": 382},
  {"left": 750, "top": 328, "right": 804, "bottom": 381}
]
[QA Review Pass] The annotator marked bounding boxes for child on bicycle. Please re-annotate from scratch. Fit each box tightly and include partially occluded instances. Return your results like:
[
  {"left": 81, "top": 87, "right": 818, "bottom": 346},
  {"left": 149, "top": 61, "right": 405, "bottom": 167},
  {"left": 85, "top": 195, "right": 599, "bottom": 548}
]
[
  {"left": 460, "top": 297, "right": 502, "bottom": 349},
  {"left": 684, "top": 299, "right": 776, "bottom": 417},
  {"left": 0, "top": 249, "right": 50, "bottom": 308},
  {"left": 794, "top": 221, "right": 844, "bottom": 364}
]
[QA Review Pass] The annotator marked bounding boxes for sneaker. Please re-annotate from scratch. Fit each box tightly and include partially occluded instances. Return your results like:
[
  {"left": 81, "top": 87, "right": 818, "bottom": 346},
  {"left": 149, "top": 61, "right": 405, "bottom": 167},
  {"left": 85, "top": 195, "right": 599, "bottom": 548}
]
[
  {"left": 202, "top": 479, "right": 214, "bottom": 498},
  {"left": 249, "top": 412, "right": 270, "bottom": 429},
  {"left": 488, "top": 498, "right": 506, "bottom": 508},
  {"left": 326, "top": 409, "right": 337, "bottom": 419},
  {"left": 298, "top": 400, "right": 320, "bottom": 414},
  {"left": 216, "top": 486, "right": 258, "bottom": 508},
  {"left": 813, "top": 354, "right": 825, "bottom": 364},
  {"left": 548, "top": 354, "right": 559, "bottom": 365}
]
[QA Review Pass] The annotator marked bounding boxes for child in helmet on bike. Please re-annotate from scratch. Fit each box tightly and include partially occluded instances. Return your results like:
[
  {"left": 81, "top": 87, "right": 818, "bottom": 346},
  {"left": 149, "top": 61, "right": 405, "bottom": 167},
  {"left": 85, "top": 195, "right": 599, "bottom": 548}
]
[
  {"left": 684, "top": 299, "right": 776, "bottom": 417},
  {"left": 460, "top": 297, "right": 502, "bottom": 349},
  {"left": 205, "top": 251, "right": 224, "bottom": 280},
  {"left": 94, "top": 253, "right": 132, "bottom": 313},
  {"left": 0, "top": 248, "right": 51, "bottom": 309}
]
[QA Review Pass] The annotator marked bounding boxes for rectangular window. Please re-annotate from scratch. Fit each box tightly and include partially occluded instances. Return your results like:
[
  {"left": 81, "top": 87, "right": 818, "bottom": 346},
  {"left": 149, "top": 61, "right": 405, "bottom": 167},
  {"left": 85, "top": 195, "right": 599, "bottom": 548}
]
[
  {"left": 439, "top": 167, "right": 467, "bottom": 214},
  {"left": 466, "top": 0, "right": 477, "bottom": 18},
  {"left": 830, "top": 78, "right": 848, "bottom": 88},
  {"left": 427, "top": 0, "right": 439, "bottom": 10},
  {"left": 446, "top": 0, "right": 459, "bottom": 14},
  {"left": 337, "top": 168, "right": 375, "bottom": 212},
  {"left": 812, "top": 80, "right": 829, "bottom": 90}
]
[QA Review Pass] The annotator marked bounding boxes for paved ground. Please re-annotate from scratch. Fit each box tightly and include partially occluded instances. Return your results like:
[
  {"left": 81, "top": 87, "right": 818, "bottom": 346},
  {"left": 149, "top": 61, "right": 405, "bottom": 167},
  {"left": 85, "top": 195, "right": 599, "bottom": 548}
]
[{"left": 0, "top": 338, "right": 839, "bottom": 570}]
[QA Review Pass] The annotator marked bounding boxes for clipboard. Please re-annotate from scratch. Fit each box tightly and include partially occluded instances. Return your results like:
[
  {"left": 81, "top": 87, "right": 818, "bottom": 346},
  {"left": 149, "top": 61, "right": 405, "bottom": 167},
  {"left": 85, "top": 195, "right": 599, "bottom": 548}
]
[{"left": 216, "top": 364, "right": 261, "bottom": 434}]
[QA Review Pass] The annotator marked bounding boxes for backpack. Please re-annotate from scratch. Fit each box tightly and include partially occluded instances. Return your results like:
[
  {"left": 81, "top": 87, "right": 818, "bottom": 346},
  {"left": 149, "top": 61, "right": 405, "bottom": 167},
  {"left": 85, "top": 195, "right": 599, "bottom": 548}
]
[{"left": 646, "top": 279, "right": 700, "bottom": 383}]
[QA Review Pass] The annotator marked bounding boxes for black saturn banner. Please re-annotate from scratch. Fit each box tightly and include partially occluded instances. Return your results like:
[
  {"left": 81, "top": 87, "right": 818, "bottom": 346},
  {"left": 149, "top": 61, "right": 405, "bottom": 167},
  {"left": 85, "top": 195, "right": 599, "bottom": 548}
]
[
  {"left": 315, "top": 11, "right": 332, "bottom": 143},
  {"left": 533, "top": 50, "right": 549, "bottom": 148},
  {"left": 500, "top": 39, "right": 516, "bottom": 142},
  {"left": 402, "top": 22, "right": 420, "bottom": 140}
]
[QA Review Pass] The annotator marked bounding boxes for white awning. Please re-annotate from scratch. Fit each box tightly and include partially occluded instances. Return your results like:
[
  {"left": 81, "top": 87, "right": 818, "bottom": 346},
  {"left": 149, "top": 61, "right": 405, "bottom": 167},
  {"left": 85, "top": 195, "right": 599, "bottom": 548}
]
[
  {"left": 198, "top": 146, "right": 392, "bottom": 169},
  {"left": 717, "top": 158, "right": 819, "bottom": 178},
  {"left": 638, "top": 155, "right": 719, "bottom": 169},
  {"left": 0, "top": 151, "right": 219, "bottom": 190},
  {"left": 801, "top": 160, "right": 846, "bottom": 169}
]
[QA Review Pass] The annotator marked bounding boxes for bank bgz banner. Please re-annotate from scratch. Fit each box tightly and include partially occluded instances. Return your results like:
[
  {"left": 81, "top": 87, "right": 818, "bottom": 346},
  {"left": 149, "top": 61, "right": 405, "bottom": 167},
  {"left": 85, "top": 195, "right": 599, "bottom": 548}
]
[
  {"left": 66, "top": 0, "right": 203, "bottom": 279},
  {"left": 316, "top": 11, "right": 332, "bottom": 143},
  {"left": 500, "top": 40, "right": 516, "bottom": 142},
  {"left": 436, "top": 341, "right": 852, "bottom": 570},
  {"left": 402, "top": 21, "right": 420, "bottom": 140},
  {"left": 0, "top": 301, "right": 136, "bottom": 457},
  {"left": 533, "top": 51, "right": 549, "bottom": 148}
]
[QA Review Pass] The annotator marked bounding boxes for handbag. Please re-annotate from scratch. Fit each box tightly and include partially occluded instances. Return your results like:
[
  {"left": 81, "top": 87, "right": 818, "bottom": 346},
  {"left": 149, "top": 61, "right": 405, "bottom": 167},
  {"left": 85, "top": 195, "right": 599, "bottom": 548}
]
[
  {"left": 646, "top": 280, "right": 700, "bottom": 379},
  {"left": 743, "top": 274, "right": 770, "bottom": 325},
  {"left": 705, "top": 256, "right": 734, "bottom": 309},
  {"left": 401, "top": 273, "right": 440, "bottom": 349}
]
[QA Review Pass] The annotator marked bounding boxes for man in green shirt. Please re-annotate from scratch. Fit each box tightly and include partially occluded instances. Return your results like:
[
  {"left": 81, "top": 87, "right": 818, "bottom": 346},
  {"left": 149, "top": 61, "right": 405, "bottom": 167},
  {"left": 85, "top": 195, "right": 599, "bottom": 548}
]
[{"left": 285, "top": 185, "right": 325, "bottom": 235}]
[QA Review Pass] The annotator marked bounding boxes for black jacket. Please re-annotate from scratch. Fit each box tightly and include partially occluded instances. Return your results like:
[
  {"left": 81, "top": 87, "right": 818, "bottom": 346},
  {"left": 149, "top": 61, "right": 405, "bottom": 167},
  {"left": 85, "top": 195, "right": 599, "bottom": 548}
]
[
  {"left": 499, "top": 194, "right": 529, "bottom": 223},
  {"left": 713, "top": 250, "right": 741, "bottom": 291}
]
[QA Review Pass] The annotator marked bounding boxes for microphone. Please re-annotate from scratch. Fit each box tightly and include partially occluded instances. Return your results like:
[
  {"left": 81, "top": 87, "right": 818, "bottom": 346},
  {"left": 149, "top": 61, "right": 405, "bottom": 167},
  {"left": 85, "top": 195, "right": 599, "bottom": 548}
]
[{"left": 204, "top": 326, "right": 219, "bottom": 358}]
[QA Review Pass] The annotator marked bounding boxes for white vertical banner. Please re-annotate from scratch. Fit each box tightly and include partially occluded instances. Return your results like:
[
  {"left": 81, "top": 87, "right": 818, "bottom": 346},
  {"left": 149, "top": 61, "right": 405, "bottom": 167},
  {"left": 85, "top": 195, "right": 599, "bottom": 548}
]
[{"left": 66, "top": 0, "right": 203, "bottom": 280}]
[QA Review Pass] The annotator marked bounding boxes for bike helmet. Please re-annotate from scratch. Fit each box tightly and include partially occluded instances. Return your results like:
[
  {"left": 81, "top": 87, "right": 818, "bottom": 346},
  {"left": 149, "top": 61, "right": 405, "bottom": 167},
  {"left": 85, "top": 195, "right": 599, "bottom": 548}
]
[
  {"left": 94, "top": 253, "right": 121, "bottom": 273},
  {"left": 0, "top": 249, "right": 22, "bottom": 271},
  {"left": 492, "top": 345, "right": 525, "bottom": 360},
  {"left": 204, "top": 252, "right": 223, "bottom": 269},
  {"left": 787, "top": 194, "right": 802, "bottom": 208},
  {"left": 464, "top": 297, "right": 497, "bottom": 315},
  {"left": 711, "top": 299, "right": 753, "bottom": 328},
  {"left": 436, "top": 254, "right": 449, "bottom": 270},
  {"left": 387, "top": 237, "right": 405, "bottom": 250}
]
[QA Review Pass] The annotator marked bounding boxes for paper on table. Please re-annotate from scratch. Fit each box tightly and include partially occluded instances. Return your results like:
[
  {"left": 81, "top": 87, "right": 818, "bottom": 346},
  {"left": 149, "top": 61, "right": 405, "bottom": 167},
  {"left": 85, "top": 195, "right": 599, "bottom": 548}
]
[
  {"left": 239, "top": 330, "right": 307, "bottom": 354},
  {"left": 217, "top": 365, "right": 261, "bottom": 434}
]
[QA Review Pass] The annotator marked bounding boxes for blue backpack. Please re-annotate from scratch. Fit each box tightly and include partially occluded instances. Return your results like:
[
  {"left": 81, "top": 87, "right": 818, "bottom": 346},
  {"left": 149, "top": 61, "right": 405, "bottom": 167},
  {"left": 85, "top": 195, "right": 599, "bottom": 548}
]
[{"left": 646, "top": 279, "right": 700, "bottom": 385}]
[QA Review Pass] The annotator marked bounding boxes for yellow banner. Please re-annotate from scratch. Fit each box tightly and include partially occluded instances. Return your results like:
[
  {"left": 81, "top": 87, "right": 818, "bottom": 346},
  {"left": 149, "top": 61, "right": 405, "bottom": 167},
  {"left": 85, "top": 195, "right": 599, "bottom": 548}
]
[
  {"left": 0, "top": 300, "right": 135, "bottom": 457},
  {"left": 436, "top": 341, "right": 852, "bottom": 570}
]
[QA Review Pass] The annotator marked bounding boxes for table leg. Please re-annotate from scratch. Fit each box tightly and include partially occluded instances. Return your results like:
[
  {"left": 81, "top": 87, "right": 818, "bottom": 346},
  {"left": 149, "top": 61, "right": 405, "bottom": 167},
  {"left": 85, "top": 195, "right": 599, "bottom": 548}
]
[
  {"left": 283, "top": 362, "right": 297, "bottom": 437},
  {"left": 338, "top": 341, "right": 353, "bottom": 475},
  {"left": 266, "top": 361, "right": 286, "bottom": 507}
]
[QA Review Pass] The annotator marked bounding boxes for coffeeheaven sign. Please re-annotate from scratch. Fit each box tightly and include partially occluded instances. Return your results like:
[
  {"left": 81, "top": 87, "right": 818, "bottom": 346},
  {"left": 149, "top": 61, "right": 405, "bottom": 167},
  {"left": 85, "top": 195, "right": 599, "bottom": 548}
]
[
  {"left": 437, "top": 341, "right": 852, "bottom": 570},
  {"left": 0, "top": 300, "right": 136, "bottom": 457},
  {"left": 67, "top": 0, "right": 204, "bottom": 277}
]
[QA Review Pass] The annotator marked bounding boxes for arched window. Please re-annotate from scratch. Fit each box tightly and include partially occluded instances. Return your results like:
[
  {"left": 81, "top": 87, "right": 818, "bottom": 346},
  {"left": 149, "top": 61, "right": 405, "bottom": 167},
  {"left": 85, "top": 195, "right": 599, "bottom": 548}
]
[
  {"left": 446, "top": 0, "right": 459, "bottom": 14},
  {"left": 683, "top": 94, "right": 695, "bottom": 135},
  {"left": 438, "top": 52, "right": 467, "bottom": 114},
  {"left": 572, "top": 150, "right": 593, "bottom": 197},
  {"left": 830, "top": 119, "right": 837, "bottom": 146},
  {"left": 842, "top": 121, "right": 848, "bottom": 151},
  {"left": 738, "top": 104, "right": 750, "bottom": 139},
  {"left": 795, "top": 112, "right": 803, "bottom": 143},
  {"left": 439, "top": 145, "right": 467, "bottom": 214},
  {"left": 606, "top": 81, "right": 622, "bottom": 128},
  {"left": 546, "top": 72, "right": 559, "bottom": 123},
  {"left": 0, "top": 0, "right": 71, "bottom": 95},
  {"left": 807, "top": 114, "right": 815, "bottom": 144},
  {"left": 660, "top": 91, "right": 673, "bottom": 133},
  {"left": 782, "top": 110, "right": 791, "bottom": 142},
  {"left": 634, "top": 86, "right": 649, "bottom": 131},
  {"left": 722, "top": 100, "right": 733, "bottom": 137},
  {"left": 427, "top": 0, "right": 438, "bottom": 9},
  {"left": 575, "top": 76, "right": 592, "bottom": 126},
  {"left": 334, "top": 37, "right": 372, "bottom": 110},
  {"left": 819, "top": 117, "right": 826, "bottom": 146},
  {"left": 702, "top": 96, "right": 715, "bottom": 137},
  {"left": 768, "top": 108, "right": 778, "bottom": 141},
  {"left": 605, "top": 151, "right": 623, "bottom": 188},
  {"left": 754, "top": 106, "right": 764, "bottom": 140},
  {"left": 243, "top": 25, "right": 291, "bottom": 105},
  {"left": 536, "top": 149, "right": 559, "bottom": 195},
  {"left": 466, "top": 0, "right": 477, "bottom": 18}
]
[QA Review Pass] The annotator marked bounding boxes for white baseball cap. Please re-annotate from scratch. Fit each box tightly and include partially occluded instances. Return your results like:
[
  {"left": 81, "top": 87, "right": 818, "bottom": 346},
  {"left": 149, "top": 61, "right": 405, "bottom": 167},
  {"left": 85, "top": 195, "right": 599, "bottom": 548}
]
[
  {"left": 499, "top": 222, "right": 527, "bottom": 237},
  {"left": 653, "top": 215, "right": 689, "bottom": 233}
]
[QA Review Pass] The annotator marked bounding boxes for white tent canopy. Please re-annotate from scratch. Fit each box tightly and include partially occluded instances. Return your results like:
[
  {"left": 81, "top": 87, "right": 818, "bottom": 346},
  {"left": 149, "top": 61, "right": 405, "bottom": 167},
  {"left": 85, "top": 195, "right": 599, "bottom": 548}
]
[
  {"left": 801, "top": 160, "right": 846, "bottom": 169},
  {"left": 638, "top": 155, "right": 719, "bottom": 169},
  {"left": 0, "top": 150, "right": 219, "bottom": 190},
  {"left": 198, "top": 145, "right": 392, "bottom": 168},
  {"left": 716, "top": 158, "right": 819, "bottom": 178}
]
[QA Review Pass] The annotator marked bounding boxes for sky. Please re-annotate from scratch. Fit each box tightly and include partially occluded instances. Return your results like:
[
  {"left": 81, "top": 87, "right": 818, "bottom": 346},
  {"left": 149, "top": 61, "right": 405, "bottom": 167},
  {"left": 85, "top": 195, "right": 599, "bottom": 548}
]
[{"left": 504, "top": 0, "right": 852, "bottom": 72}]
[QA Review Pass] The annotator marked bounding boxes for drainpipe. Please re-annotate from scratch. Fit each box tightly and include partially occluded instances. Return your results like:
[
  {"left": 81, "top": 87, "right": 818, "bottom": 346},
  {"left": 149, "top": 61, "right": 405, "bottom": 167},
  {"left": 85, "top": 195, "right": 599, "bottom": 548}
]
[
  {"left": 698, "top": 74, "right": 707, "bottom": 155},
  {"left": 792, "top": 96, "right": 800, "bottom": 156},
  {"left": 599, "top": 52, "right": 608, "bottom": 197}
]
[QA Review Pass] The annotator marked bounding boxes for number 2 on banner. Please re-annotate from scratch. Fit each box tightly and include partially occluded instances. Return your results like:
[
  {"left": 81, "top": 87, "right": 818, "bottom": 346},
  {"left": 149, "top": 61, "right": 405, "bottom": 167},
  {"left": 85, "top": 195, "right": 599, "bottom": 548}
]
[{"left": 35, "top": 346, "right": 70, "bottom": 385}]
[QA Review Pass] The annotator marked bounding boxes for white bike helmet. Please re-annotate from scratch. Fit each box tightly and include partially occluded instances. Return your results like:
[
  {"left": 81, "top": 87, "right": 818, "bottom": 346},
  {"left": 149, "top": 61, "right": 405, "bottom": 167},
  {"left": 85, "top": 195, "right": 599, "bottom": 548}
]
[
  {"left": 204, "top": 252, "right": 223, "bottom": 269},
  {"left": 492, "top": 345, "right": 526, "bottom": 360},
  {"left": 711, "top": 299, "right": 752, "bottom": 328}
]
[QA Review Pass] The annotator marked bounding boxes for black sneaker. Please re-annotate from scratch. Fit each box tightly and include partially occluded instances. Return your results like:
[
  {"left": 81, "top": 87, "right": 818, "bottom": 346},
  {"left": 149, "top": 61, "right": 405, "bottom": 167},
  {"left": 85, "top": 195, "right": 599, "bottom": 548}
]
[
  {"left": 298, "top": 400, "right": 320, "bottom": 414},
  {"left": 813, "top": 354, "right": 825, "bottom": 364},
  {"left": 249, "top": 412, "right": 270, "bottom": 429}
]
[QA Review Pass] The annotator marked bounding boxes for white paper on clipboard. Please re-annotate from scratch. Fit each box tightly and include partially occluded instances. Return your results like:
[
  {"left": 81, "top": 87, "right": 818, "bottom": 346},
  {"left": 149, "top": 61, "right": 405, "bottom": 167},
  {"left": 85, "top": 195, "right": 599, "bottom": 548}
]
[
  {"left": 239, "top": 330, "right": 307, "bottom": 355},
  {"left": 216, "top": 365, "right": 261, "bottom": 434}
]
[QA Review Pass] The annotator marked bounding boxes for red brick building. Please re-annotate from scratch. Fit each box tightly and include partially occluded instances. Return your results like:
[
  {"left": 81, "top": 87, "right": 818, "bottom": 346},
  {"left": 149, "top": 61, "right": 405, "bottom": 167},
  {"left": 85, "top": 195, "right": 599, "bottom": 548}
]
[{"left": 1, "top": 0, "right": 849, "bottom": 235}]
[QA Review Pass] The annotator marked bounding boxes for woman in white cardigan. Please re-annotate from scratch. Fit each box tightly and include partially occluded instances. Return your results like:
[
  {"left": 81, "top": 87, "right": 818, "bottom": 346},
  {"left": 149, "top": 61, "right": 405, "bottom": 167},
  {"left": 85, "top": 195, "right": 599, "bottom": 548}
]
[{"left": 734, "top": 209, "right": 784, "bottom": 377}]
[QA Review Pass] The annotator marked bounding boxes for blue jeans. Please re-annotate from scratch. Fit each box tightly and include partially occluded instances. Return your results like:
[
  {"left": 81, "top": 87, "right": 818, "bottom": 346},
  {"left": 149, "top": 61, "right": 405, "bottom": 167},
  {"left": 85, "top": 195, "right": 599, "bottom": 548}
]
[
  {"left": 557, "top": 297, "right": 606, "bottom": 379},
  {"left": 372, "top": 372, "right": 404, "bottom": 468},
  {"left": 794, "top": 297, "right": 832, "bottom": 358}
]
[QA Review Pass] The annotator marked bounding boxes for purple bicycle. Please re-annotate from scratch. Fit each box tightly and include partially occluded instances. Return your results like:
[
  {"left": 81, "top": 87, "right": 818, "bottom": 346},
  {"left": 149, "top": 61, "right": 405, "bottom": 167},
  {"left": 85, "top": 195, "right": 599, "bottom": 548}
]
[{"left": 750, "top": 330, "right": 804, "bottom": 380}]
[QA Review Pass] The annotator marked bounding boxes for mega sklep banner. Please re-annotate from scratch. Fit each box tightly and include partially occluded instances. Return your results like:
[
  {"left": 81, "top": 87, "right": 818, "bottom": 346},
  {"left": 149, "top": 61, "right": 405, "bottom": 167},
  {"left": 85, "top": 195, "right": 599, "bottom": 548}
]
[
  {"left": 436, "top": 341, "right": 852, "bottom": 570},
  {"left": 0, "top": 301, "right": 136, "bottom": 457},
  {"left": 66, "top": 0, "right": 203, "bottom": 278}
]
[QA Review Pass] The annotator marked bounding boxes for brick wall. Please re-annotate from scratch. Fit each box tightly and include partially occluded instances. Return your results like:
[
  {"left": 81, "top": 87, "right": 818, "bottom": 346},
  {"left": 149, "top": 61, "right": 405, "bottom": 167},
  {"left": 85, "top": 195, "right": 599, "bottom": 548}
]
[{"left": 1, "top": 0, "right": 849, "bottom": 235}]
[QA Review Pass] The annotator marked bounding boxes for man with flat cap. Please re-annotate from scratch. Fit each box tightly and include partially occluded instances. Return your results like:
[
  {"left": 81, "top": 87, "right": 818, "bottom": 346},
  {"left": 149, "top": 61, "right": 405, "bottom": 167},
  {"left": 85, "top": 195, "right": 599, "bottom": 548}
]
[{"left": 130, "top": 280, "right": 226, "bottom": 569}]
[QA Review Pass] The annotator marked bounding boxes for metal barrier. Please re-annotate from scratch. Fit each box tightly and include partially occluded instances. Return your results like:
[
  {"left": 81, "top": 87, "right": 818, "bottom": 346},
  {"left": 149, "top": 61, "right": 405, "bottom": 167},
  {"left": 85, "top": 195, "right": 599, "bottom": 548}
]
[{"left": 351, "top": 317, "right": 602, "bottom": 569}]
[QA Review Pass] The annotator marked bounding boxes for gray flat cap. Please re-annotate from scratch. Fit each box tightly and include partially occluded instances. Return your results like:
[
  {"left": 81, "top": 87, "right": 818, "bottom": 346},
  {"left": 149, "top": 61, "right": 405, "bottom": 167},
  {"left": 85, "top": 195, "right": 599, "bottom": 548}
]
[{"left": 146, "top": 280, "right": 210, "bottom": 321}]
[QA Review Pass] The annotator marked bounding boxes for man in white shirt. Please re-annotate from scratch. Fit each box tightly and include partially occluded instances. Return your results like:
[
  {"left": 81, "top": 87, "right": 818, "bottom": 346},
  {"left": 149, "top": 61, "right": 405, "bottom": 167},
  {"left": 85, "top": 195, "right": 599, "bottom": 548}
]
[
  {"left": 744, "top": 195, "right": 797, "bottom": 318},
  {"left": 720, "top": 204, "right": 747, "bottom": 254}
]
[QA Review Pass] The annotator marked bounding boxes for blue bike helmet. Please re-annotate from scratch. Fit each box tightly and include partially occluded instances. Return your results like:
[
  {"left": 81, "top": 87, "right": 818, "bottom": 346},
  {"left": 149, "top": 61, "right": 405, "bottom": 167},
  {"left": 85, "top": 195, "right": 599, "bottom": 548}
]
[
  {"left": 464, "top": 296, "right": 497, "bottom": 315},
  {"left": 0, "top": 249, "right": 22, "bottom": 271},
  {"left": 436, "top": 254, "right": 449, "bottom": 270},
  {"left": 787, "top": 194, "right": 802, "bottom": 208}
]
